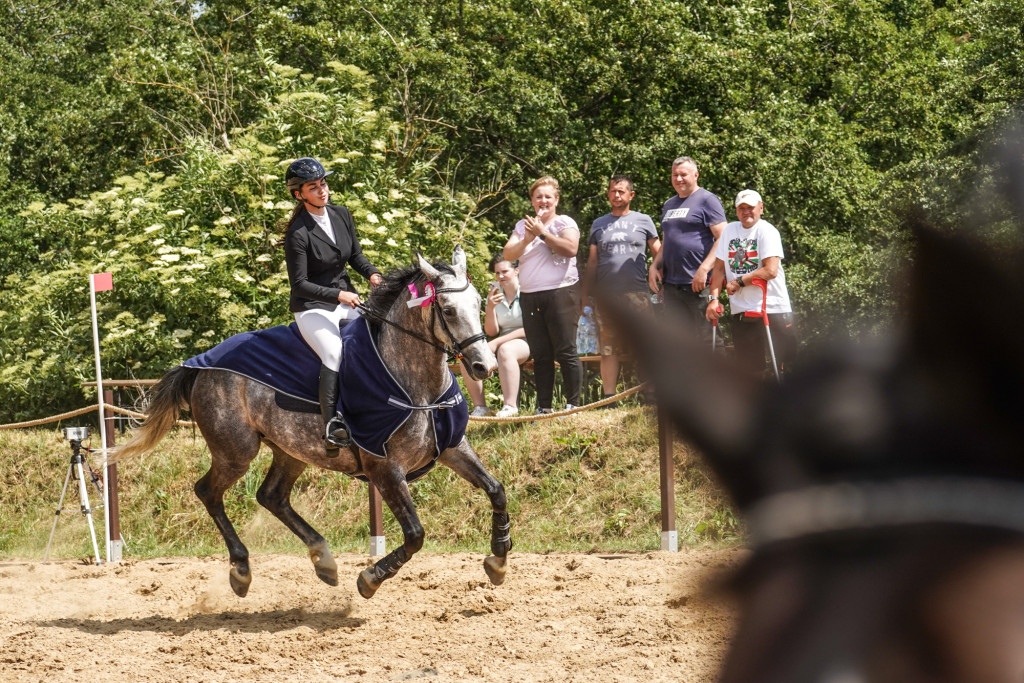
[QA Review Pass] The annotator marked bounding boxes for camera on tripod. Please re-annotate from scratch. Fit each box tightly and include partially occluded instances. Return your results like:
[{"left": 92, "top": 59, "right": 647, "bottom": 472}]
[
  {"left": 63, "top": 426, "right": 90, "bottom": 442},
  {"left": 46, "top": 425, "right": 104, "bottom": 564}
]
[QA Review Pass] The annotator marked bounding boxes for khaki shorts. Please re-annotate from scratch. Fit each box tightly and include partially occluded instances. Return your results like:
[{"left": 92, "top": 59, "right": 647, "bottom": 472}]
[{"left": 595, "top": 292, "right": 652, "bottom": 356}]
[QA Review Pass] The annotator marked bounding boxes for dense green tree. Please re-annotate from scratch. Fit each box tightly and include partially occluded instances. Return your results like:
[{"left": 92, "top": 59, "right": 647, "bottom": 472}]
[{"left": 2, "top": 0, "right": 1024, "bottom": 419}]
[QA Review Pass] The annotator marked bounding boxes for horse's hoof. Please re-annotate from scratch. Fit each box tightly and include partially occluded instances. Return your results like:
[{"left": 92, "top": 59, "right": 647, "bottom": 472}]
[
  {"left": 309, "top": 543, "right": 338, "bottom": 586},
  {"left": 316, "top": 567, "right": 339, "bottom": 587},
  {"left": 483, "top": 555, "right": 507, "bottom": 586},
  {"left": 229, "top": 565, "right": 252, "bottom": 597},
  {"left": 357, "top": 569, "right": 380, "bottom": 599}
]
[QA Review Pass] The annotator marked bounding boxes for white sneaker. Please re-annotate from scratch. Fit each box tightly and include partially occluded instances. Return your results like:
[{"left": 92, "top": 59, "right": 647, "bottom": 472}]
[
  {"left": 470, "top": 406, "right": 489, "bottom": 417},
  {"left": 495, "top": 405, "right": 519, "bottom": 418}
]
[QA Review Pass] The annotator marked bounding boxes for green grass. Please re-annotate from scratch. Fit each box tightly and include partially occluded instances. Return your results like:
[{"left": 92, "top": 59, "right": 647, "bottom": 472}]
[{"left": 0, "top": 406, "right": 741, "bottom": 560}]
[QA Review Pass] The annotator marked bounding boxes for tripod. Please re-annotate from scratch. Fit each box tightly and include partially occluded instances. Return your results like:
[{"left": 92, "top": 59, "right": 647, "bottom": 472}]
[{"left": 44, "top": 437, "right": 104, "bottom": 564}]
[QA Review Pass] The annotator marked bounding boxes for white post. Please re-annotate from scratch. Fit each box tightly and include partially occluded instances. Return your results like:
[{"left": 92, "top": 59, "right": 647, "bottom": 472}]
[{"left": 89, "top": 273, "right": 112, "bottom": 564}]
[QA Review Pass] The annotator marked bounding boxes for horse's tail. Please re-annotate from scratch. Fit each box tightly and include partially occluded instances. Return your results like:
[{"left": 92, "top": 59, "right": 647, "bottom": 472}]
[{"left": 115, "top": 365, "right": 198, "bottom": 461}]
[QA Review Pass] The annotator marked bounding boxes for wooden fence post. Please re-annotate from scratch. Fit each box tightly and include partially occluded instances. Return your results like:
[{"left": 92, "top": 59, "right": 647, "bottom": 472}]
[
  {"left": 368, "top": 484, "right": 385, "bottom": 556},
  {"left": 103, "top": 389, "right": 123, "bottom": 561},
  {"left": 658, "top": 406, "right": 678, "bottom": 551}
]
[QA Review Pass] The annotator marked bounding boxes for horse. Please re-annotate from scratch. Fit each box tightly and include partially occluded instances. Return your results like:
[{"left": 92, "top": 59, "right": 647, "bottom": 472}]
[
  {"left": 617, "top": 142, "right": 1024, "bottom": 681},
  {"left": 116, "top": 247, "right": 512, "bottom": 599}
]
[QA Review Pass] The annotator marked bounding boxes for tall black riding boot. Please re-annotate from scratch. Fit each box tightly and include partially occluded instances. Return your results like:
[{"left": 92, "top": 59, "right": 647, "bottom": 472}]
[{"left": 319, "top": 366, "right": 351, "bottom": 451}]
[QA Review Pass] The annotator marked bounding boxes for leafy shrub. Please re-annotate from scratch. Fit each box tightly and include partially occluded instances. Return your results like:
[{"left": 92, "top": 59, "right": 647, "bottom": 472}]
[{"left": 0, "top": 57, "right": 495, "bottom": 421}]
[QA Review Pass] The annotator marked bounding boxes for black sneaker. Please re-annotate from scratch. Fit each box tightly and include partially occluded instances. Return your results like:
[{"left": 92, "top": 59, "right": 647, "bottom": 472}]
[{"left": 531, "top": 408, "right": 553, "bottom": 425}]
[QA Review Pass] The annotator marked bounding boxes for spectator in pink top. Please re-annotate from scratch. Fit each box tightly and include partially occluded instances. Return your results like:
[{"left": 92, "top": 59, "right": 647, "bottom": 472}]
[{"left": 503, "top": 176, "right": 582, "bottom": 414}]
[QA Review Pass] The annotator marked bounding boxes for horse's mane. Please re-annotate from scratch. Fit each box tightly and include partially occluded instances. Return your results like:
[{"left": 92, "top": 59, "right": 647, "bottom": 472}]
[{"left": 364, "top": 259, "right": 457, "bottom": 319}]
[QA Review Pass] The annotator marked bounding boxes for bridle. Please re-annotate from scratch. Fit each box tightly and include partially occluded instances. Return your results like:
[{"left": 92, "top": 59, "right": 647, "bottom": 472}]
[
  {"left": 745, "top": 476, "right": 1024, "bottom": 549},
  {"left": 357, "top": 275, "right": 487, "bottom": 362}
]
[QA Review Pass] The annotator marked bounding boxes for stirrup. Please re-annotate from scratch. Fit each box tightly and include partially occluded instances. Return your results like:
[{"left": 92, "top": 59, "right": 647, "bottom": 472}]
[{"left": 324, "top": 416, "right": 352, "bottom": 449}]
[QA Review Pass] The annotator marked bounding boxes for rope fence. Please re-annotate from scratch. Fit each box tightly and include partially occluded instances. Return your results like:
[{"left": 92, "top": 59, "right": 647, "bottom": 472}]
[
  {"left": 467, "top": 384, "right": 645, "bottom": 423},
  {"left": 0, "top": 403, "right": 194, "bottom": 430},
  {"left": 0, "top": 383, "right": 649, "bottom": 431}
]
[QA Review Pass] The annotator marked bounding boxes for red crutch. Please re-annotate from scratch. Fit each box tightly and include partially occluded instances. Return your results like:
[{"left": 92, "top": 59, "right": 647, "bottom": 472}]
[
  {"left": 745, "top": 277, "right": 780, "bottom": 381},
  {"left": 711, "top": 278, "right": 725, "bottom": 352}
]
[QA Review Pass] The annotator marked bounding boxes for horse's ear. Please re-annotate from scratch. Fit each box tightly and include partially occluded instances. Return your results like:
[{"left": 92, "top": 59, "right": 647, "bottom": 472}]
[
  {"left": 451, "top": 246, "right": 467, "bottom": 276},
  {"left": 417, "top": 252, "right": 441, "bottom": 281}
]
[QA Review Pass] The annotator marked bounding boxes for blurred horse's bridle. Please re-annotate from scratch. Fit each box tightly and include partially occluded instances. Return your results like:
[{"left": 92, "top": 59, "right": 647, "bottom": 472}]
[{"left": 746, "top": 477, "right": 1024, "bottom": 548}]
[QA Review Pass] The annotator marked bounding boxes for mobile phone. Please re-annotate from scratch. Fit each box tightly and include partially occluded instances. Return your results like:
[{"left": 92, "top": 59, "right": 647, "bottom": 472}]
[{"left": 488, "top": 281, "right": 500, "bottom": 292}]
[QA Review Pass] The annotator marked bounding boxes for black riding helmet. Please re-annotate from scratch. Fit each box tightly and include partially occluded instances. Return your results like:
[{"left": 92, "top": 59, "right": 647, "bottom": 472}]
[{"left": 285, "top": 157, "right": 333, "bottom": 195}]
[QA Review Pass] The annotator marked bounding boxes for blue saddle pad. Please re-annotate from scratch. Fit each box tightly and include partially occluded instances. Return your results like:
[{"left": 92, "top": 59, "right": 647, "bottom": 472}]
[
  {"left": 338, "top": 317, "right": 468, "bottom": 458},
  {"left": 182, "top": 318, "right": 468, "bottom": 461},
  {"left": 182, "top": 323, "right": 320, "bottom": 403}
]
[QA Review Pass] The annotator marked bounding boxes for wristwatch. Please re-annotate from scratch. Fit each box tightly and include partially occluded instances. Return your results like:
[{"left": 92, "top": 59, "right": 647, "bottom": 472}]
[
  {"left": 706, "top": 294, "right": 717, "bottom": 303},
  {"left": 736, "top": 276, "right": 745, "bottom": 288},
  {"left": 537, "top": 233, "right": 547, "bottom": 242}
]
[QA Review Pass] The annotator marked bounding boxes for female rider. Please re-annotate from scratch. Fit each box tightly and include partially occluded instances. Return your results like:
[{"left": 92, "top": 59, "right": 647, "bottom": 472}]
[{"left": 283, "top": 157, "right": 383, "bottom": 450}]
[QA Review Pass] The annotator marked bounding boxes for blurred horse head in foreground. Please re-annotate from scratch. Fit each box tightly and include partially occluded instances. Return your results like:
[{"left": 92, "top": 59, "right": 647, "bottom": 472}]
[{"left": 621, "top": 124, "right": 1024, "bottom": 682}]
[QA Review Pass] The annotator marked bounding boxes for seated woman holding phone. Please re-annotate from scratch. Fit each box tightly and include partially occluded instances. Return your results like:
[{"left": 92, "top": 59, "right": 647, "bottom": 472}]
[{"left": 462, "top": 254, "right": 530, "bottom": 418}]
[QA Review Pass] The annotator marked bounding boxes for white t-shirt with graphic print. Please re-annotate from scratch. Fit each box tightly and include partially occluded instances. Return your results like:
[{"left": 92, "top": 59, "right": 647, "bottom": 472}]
[{"left": 715, "top": 219, "right": 792, "bottom": 315}]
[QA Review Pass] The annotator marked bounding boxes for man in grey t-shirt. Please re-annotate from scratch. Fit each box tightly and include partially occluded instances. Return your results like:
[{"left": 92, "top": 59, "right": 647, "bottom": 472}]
[{"left": 582, "top": 175, "right": 661, "bottom": 406}]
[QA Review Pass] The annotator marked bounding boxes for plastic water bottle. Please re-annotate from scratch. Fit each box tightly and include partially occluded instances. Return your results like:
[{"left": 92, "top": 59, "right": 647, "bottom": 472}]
[{"left": 577, "top": 306, "right": 597, "bottom": 355}]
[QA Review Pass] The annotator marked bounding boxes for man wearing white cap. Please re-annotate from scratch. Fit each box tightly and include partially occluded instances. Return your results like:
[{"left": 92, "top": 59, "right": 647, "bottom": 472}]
[{"left": 705, "top": 189, "right": 797, "bottom": 376}]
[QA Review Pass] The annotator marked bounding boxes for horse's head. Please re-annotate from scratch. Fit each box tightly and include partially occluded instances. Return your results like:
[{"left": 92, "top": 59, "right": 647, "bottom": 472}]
[
  {"left": 617, "top": 129, "right": 1024, "bottom": 681},
  {"left": 415, "top": 247, "right": 497, "bottom": 381}
]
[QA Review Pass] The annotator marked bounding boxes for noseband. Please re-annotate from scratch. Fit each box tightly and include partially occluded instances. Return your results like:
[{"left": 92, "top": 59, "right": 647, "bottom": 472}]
[
  {"left": 358, "top": 276, "right": 487, "bottom": 361},
  {"left": 746, "top": 476, "right": 1024, "bottom": 549}
]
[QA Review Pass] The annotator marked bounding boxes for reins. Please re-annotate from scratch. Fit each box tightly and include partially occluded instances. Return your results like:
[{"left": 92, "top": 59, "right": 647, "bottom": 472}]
[{"left": 357, "top": 275, "right": 486, "bottom": 362}]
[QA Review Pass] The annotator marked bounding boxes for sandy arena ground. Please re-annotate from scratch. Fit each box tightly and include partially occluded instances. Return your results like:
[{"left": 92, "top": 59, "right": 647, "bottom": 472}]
[{"left": 0, "top": 549, "right": 740, "bottom": 682}]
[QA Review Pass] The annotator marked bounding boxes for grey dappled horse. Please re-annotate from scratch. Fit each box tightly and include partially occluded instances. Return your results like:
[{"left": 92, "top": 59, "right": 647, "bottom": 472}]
[
  {"left": 117, "top": 248, "right": 511, "bottom": 599},
  {"left": 621, "top": 136, "right": 1024, "bottom": 682}
]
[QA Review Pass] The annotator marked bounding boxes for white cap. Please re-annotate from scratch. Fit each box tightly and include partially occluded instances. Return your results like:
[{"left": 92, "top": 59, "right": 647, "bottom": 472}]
[{"left": 735, "top": 189, "right": 763, "bottom": 207}]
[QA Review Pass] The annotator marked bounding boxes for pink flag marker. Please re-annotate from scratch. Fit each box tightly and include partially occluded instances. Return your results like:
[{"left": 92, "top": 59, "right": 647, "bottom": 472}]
[
  {"left": 92, "top": 272, "right": 113, "bottom": 292},
  {"left": 92, "top": 272, "right": 113, "bottom": 291}
]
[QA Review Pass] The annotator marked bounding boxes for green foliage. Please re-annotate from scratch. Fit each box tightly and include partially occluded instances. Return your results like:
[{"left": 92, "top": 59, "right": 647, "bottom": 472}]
[
  {"left": 3, "top": 0, "right": 1024, "bottom": 417},
  {"left": 0, "top": 55, "right": 489, "bottom": 421}
]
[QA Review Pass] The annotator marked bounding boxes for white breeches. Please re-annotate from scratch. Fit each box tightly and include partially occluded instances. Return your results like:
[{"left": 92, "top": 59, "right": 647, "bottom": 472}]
[{"left": 294, "top": 305, "right": 360, "bottom": 370}]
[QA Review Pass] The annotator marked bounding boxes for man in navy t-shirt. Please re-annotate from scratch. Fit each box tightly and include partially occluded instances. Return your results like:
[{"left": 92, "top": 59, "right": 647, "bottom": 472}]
[{"left": 648, "top": 156, "right": 727, "bottom": 342}]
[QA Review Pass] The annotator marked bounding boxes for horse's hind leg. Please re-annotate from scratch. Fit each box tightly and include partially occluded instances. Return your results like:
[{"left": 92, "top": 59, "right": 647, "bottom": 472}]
[
  {"left": 194, "top": 450, "right": 259, "bottom": 598},
  {"left": 356, "top": 464, "right": 424, "bottom": 599},
  {"left": 439, "top": 440, "right": 512, "bottom": 585},
  {"left": 257, "top": 445, "right": 338, "bottom": 587}
]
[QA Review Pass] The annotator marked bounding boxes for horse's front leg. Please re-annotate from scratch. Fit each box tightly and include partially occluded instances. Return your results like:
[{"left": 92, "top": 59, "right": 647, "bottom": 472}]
[
  {"left": 439, "top": 438, "right": 512, "bottom": 586},
  {"left": 357, "top": 462, "right": 424, "bottom": 599}
]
